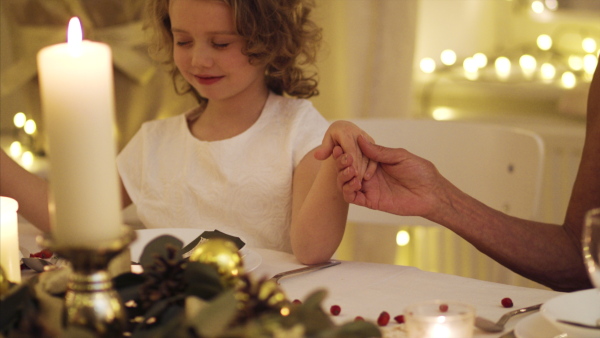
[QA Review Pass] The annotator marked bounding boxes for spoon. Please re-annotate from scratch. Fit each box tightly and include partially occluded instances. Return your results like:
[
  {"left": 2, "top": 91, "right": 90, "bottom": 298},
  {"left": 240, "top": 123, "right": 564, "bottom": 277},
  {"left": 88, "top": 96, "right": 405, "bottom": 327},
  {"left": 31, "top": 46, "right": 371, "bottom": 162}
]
[{"left": 475, "top": 303, "right": 542, "bottom": 332}]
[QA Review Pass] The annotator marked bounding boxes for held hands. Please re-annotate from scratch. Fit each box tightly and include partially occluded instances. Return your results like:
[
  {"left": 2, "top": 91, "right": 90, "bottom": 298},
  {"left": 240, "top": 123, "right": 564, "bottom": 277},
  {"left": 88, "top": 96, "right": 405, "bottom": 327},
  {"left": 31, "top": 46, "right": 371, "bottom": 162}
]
[
  {"left": 333, "top": 135, "right": 446, "bottom": 218},
  {"left": 314, "top": 120, "right": 377, "bottom": 187}
]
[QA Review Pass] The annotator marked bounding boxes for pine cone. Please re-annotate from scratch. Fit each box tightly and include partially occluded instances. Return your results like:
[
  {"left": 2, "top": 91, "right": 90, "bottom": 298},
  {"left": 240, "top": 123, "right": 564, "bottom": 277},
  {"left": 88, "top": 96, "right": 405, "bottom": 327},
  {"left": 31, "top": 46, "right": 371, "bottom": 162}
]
[
  {"left": 139, "top": 244, "right": 188, "bottom": 311},
  {"left": 233, "top": 275, "right": 289, "bottom": 326}
]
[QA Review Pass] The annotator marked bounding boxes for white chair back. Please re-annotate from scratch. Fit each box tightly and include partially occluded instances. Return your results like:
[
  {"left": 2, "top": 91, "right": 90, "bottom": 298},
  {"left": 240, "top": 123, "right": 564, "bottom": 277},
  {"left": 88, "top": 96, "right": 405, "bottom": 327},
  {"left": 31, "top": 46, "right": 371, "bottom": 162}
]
[{"left": 343, "top": 118, "right": 546, "bottom": 226}]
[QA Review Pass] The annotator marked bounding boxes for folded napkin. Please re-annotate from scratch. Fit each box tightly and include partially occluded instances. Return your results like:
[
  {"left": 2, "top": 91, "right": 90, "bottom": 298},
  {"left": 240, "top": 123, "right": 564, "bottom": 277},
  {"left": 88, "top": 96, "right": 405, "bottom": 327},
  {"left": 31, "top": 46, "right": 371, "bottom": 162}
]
[{"left": 181, "top": 229, "right": 246, "bottom": 255}]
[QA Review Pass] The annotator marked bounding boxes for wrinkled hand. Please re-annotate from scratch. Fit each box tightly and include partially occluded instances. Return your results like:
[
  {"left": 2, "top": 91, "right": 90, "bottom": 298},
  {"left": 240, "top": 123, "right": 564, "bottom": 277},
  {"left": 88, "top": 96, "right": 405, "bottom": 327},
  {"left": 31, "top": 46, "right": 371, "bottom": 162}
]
[
  {"left": 314, "top": 121, "right": 377, "bottom": 188},
  {"left": 335, "top": 135, "right": 445, "bottom": 217}
]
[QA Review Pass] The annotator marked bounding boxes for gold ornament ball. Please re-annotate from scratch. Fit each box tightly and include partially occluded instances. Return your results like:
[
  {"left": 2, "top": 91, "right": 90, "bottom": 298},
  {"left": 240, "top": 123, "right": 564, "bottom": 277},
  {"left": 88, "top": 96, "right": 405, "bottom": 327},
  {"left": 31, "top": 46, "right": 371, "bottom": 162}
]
[{"left": 188, "top": 239, "right": 244, "bottom": 287}]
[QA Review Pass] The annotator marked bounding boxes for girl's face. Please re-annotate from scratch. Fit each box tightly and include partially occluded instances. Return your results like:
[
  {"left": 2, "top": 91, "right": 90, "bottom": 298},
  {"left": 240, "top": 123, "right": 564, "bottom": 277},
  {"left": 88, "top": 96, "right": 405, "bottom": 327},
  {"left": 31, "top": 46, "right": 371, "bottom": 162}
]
[{"left": 170, "top": 0, "right": 267, "bottom": 103}]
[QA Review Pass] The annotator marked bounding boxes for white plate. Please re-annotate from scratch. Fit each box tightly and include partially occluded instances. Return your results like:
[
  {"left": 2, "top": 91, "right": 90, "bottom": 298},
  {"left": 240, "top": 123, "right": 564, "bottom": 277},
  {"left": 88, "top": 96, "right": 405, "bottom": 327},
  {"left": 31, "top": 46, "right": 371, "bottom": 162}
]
[
  {"left": 541, "top": 288, "right": 600, "bottom": 338},
  {"left": 515, "top": 313, "right": 562, "bottom": 338},
  {"left": 131, "top": 228, "right": 262, "bottom": 272}
]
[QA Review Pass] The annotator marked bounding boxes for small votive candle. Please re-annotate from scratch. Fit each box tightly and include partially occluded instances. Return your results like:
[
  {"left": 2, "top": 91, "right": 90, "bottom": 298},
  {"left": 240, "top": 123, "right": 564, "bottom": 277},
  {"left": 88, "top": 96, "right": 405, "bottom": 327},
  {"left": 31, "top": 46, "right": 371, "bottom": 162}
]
[
  {"left": 0, "top": 197, "right": 21, "bottom": 283},
  {"left": 405, "top": 300, "right": 475, "bottom": 338}
]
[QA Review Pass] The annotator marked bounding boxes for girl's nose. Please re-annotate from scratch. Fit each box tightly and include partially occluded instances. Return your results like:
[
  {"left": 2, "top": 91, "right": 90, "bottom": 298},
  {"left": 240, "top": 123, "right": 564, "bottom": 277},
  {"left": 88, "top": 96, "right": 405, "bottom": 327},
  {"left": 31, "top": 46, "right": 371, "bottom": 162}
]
[{"left": 191, "top": 45, "right": 214, "bottom": 68}]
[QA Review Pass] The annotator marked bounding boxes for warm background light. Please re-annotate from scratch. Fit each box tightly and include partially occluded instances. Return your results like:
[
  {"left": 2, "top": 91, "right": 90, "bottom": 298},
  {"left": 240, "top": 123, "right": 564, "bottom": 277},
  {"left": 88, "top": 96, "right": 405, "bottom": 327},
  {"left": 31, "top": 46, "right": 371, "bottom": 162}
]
[
  {"left": 420, "top": 57, "right": 437, "bottom": 74},
  {"left": 544, "top": 0, "right": 558, "bottom": 11},
  {"left": 582, "top": 38, "right": 597, "bottom": 54},
  {"left": 396, "top": 230, "right": 411, "bottom": 246},
  {"left": 13, "top": 112, "right": 26, "bottom": 128},
  {"left": 537, "top": 34, "right": 552, "bottom": 51},
  {"left": 440, "top": 49, "right": 457, "bottom": 66},
  {"left": 432, "top": 107, "right": 456, "bottom": 121},
  {"left": 540, "top": 62, "right": 556, "bottom": 81},
  {"left": 561, "top": 71, "right": 576, "bottom": 89},
  {"left": 568, "top": 55, "right": 583, "bottom": 71},
  {"left": 9, "top": 141, "right": 22, "bottom": 158},
  {"left": 531, "top": 0, "right": 545, "bottom": 14},
  {"left": 519, "top": 54, "right": 537, "bottom": 78},
  {"left": 23, "top": 119, "right": 37, "bottom": 135},
  {"left": 495, "top": 56, "right": 511, "bottom": 80},
  {"left": 583, "top": 54, "right": 598, "bottom": 74},
  {"left": 473, "top": 53, "right": 488, "bottom": 68}
]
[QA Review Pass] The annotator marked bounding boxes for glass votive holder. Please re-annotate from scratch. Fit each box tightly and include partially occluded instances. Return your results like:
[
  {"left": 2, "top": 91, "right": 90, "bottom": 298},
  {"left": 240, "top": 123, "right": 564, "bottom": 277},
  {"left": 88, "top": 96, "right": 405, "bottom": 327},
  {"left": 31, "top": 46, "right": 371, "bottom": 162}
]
[{"left": 404, "top": 300, "right": 475, "bottom": 338}]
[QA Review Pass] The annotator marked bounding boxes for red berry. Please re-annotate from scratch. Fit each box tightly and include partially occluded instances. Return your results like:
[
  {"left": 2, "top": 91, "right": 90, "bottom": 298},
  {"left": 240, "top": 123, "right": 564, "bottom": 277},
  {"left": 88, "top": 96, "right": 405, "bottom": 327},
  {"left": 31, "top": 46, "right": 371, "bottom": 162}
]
[
  {"left": 354, "top": 316, "right": 364, "bottom": 321},
  {"left": 501, "top": 297, "right": 513, "bottom": 308},
  {"left": 330, "top": 305, "right": 341, "bottom": 316},
  {"left": 439, "top": 304, "right": 449, "bottom": 312},
  {"left": 377, "top": 311, "right": 390, "bottom": 326},
  {"left": 292, "top": 299, "right": 302, "bottom": 305},
  {"left": 394, "top": 315, "right": 405, "bottom": 324}
]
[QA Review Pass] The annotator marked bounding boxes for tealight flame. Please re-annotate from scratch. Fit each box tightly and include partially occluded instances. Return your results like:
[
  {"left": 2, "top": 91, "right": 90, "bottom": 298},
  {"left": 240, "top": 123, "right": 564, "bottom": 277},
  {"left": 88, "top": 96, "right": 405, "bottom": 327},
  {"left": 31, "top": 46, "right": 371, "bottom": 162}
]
[{"left": 67, "top": 17, "right": 83, "bottom": 56}]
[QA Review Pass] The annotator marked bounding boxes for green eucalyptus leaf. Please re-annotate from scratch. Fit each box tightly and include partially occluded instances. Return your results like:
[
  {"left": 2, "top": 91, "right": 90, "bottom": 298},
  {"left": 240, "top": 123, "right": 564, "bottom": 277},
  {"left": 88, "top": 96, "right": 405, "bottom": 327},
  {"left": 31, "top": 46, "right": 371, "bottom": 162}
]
[
  {"left": 139, "top": 235, "right": 183, "bottom": 269},
  {"left": 184, "top": 261, "right": 224, "bottom": 300},
  {"left": 189, "top": 289, "right": 238, "bottom": 337},
  {"left": 0, "top": 282, "right": 32, "bottom": 332}
]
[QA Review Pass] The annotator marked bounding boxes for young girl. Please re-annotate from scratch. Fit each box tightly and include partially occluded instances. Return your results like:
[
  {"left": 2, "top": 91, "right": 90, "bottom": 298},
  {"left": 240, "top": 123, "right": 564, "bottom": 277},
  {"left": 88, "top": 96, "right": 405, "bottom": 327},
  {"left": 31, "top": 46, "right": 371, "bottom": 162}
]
[{"left": 1, "top": 0, "right": 374, "bottom": 264}]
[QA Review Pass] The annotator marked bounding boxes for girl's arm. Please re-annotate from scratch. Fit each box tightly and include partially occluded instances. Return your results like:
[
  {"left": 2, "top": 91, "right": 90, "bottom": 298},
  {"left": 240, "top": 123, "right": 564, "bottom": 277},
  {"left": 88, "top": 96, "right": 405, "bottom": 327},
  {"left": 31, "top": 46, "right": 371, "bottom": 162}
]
[
  {"left": 290, "top": 121, "right": 377, "bottom": 264},
  {"left": 290, "top": 149, "right": 348, "bottom": 264}
]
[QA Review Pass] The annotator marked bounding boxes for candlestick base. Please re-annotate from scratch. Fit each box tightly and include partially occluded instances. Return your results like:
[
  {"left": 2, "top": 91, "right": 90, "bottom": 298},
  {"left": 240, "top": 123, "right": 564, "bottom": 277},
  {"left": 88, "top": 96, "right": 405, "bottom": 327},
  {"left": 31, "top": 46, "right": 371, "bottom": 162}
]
[{"left": 38, "top": 227, "right": 136, "bottom": 337}]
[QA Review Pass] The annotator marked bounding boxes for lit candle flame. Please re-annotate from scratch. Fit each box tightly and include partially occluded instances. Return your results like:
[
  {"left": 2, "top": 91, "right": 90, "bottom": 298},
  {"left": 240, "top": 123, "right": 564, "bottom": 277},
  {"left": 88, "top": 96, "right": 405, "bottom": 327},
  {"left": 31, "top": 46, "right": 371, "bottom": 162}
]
[{"left": 67, "top": 17, "right": 83, "bottom": 56}]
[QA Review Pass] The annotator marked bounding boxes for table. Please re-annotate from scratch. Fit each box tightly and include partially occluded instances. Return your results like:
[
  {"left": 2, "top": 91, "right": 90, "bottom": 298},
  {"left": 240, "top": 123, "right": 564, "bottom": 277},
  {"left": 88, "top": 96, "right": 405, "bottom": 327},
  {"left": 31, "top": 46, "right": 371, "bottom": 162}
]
[{"left": 18, "top": 222, "right": 561, "bottom": 337}]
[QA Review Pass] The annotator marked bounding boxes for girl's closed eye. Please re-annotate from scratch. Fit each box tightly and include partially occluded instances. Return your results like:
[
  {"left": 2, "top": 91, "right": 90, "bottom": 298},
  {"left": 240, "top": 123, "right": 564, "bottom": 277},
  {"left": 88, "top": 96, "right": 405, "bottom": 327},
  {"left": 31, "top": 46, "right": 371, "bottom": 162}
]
[
  {"left": 176, "top": 40, "right": 192, "bottom": 47},
  {"left": 212, "top": 41, "right": 230, "bottom": 49}
]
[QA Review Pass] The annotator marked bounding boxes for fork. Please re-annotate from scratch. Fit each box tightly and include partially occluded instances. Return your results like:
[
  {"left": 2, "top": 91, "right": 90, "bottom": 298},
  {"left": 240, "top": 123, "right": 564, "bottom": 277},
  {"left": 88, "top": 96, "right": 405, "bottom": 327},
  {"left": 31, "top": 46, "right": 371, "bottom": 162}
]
[
  {"left": 270, "top": 260, "right": 341, "bottom": 285},
  {"left": 475, "top": 303, "right": 542, "bottom": 332}
]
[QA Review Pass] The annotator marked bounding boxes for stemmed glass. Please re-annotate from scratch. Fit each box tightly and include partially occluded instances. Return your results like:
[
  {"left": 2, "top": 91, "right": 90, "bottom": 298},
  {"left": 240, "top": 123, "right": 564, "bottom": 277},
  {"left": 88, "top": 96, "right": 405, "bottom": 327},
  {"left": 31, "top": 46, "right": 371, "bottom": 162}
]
[{"left": 583, "top": 207, "right": 600, "bottom": 290}]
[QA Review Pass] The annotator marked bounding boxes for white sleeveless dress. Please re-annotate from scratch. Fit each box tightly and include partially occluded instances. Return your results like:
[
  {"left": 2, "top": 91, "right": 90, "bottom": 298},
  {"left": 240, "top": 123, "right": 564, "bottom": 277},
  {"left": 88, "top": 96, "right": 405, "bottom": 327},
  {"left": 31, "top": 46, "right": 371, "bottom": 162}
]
[{"left": 117, "top": 93, "right": 330, "bottom": 253}]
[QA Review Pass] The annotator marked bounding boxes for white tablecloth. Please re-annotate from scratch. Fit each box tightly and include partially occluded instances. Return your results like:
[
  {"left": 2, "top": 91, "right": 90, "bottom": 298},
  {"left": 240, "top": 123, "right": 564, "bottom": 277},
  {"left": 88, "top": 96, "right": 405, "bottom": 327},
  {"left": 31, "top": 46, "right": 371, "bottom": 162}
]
[
  {"left": 249, "top": 248, "right": 561, "bottom": 337},
  {"left": 18, "top": 223, "right": 562, "bottom": 337}
]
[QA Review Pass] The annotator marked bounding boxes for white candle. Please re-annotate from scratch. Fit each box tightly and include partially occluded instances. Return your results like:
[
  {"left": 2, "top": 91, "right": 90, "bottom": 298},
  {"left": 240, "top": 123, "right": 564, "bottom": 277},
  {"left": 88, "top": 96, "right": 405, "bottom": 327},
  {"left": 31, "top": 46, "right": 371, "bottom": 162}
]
[
  {"left": 37, "top": 17, "right": 122, "bottom": 247},
  {"left": 1, "top": 196, "right": 21, "bottom": 283}
]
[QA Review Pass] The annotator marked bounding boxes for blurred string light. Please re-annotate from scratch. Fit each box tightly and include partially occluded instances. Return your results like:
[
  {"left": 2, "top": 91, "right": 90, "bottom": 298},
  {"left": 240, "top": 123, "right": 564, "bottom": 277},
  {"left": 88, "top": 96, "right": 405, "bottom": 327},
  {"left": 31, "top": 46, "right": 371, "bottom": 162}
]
[
  {"left": 473, "top": 53, "right": 488, "bottom": 68},
  {"left": 396, "top": 230, "right": 410, "bottom": 247},
  {"left": 420, "top": 57, "right": 437, "bottom": 74},
  {"left": 495, "top": 56, "right": 512, "bottom": 80},
  {"left": 537, "top": 34, "right": 553, "bottom": 51},
  {"left": 540, "top": 62, "right": 556, "bottom": 82},
  {"left": 13, "top": 112, "right": 26, "bottom": 128},
  {"left": 9, "top": 141, "right": 22, "bottom": 158},
  {"left": 432, "top": 107, "right": 456, "bottom": 121},
  {"left": 24, "top": 119, "right": 37, "bottom": 135},
  {"left": 519, "top": 54, "right": 537, "bottom": 78},
  {"left": 21, "top": 151, "right": 34, "bottom": 169},
  {"left": 584, "top": 54, "right": 598, "bottom": 74},
  {"left": 463, "top": 57, "right": 479, "bottom": 80},
  {"left": 568, "top": 55, "right": 583, "bottom": 71},
  {"left": 441, "top": 49, "right": 457, "bottom": 66},
  {"left": 582, "top": 38, "right": 597, "bottom": 54},
  {"left": 544, "top": 0, "right": 558, "bottom": 11},
  {"left": 531, "top": 0, "right": 545, "bottom": 13},
  {"left": 561, "top": 71, "right": 576, "bottom": 89}
]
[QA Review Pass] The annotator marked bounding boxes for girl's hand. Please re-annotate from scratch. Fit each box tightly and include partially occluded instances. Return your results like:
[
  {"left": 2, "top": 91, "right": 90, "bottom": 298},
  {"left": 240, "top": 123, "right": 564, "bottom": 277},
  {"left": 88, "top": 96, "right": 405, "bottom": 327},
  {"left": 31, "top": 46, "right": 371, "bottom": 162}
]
[{"left": 314, "top": 121, "right": 377, "bottom": 189}]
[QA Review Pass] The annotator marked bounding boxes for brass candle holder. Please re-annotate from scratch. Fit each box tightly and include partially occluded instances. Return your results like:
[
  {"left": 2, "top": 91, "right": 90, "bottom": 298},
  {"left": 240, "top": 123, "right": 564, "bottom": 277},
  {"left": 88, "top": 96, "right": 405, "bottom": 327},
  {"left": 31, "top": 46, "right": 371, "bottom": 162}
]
[{"left": 38, "top": 227, "right": 136, "bottom": 336}]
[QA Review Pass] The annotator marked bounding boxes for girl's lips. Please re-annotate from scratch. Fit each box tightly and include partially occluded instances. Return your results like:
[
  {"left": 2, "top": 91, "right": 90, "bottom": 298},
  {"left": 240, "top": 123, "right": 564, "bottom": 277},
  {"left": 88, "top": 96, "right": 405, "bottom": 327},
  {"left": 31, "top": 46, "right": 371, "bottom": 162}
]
[{"left": 195, "top": 75, "right": 223, "bottom": 85}]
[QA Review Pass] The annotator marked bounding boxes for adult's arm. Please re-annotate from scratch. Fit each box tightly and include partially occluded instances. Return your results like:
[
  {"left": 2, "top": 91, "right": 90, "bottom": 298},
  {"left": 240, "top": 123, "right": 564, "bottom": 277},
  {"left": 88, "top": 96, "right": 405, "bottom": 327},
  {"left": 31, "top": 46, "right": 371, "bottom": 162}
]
[{"left": 0, "top": 150, "right": 51, "bottom": 232}]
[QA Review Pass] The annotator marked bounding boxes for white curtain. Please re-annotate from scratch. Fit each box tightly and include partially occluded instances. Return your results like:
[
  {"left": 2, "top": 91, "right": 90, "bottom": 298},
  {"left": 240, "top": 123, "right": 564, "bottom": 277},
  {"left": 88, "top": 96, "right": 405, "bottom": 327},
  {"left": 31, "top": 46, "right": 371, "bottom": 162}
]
[{"left": 311, "top": 0, "right": 418, "bottom": 120}]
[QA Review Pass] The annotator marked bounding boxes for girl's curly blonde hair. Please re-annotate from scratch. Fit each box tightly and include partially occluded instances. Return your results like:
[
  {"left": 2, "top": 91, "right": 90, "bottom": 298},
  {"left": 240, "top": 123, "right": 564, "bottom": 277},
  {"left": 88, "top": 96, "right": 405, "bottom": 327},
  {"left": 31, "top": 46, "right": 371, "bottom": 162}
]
[{"left": 144, "top": 0, "right": 322, "bottom": 104}]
